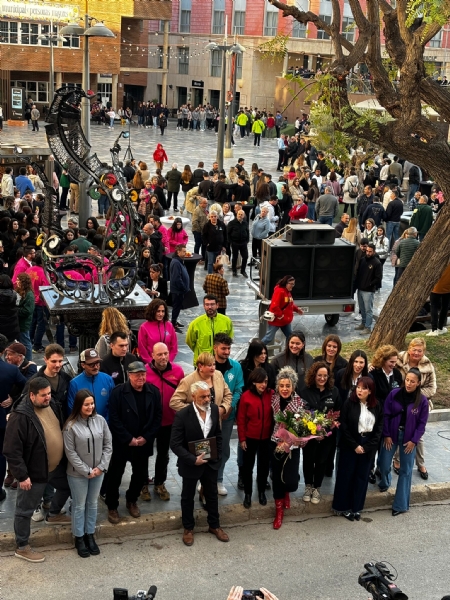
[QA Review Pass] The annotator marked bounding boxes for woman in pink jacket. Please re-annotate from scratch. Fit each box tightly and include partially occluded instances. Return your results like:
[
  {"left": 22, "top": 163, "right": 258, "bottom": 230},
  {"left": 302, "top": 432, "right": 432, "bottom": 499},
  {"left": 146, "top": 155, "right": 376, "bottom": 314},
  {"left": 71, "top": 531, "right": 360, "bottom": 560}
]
[
  {"left": 168, "top": 218, "right": 188, "bottom": 253},
  {"left": 138, "top": 298, "right": 178, "bottom": 363}
]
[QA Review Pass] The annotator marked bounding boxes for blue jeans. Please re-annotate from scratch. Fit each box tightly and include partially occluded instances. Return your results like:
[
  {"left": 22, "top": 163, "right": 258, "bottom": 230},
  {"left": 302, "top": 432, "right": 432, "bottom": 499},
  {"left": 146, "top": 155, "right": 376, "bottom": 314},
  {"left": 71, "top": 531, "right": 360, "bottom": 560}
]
[
  {"left": 357, "top": 290, "right": 374, "bottom": 329},
  {"left": 207, "top": 250, "right": 220, "bottom": 274},
  {"left": 386, "top": 221, "right": 400, "bottom": 249},
  {"left": 98, "top": 195, "right": 109, "bottom": 216},
  {"left": 56, "top": 322, "right": 78, "bottom": 349},
  {"left": 307, "top": 203, "right": 316, "bottom": 220},
  {"left": 109, "top": 117, "right": 114, "bottom": 127},
  {"left": 261, "top": 322, "right": 292, "bottom": 345},
  {"left": 30, "top": 305, "right": 49, "bottom": 350},
  {"left": 19, "top": 331, "right": 32, "bottom": 362},
  {"left": 218, "top": 417, "right": 235, "bottom": 482},
  {"left": 318, "top": 216, "right": 333, "bottom": 226},
  {"left": 408, "top": 183, "right": 419, "bottom": 204},
  {"left": 378, "top": 429, "right": 416, "bottom": 512},
  {"left": 68, "top": 473, "right": 104, "bottom": 537}
]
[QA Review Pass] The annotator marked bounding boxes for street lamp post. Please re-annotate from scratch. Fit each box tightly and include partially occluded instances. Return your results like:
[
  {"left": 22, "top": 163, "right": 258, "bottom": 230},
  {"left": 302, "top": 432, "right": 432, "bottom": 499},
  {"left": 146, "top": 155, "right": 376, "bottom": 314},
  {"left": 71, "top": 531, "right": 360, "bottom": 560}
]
[
  {"left": 205, "top": 39, "right": 242, "bottom": 171},
  {"left": 37, "top": 21, "right": 67, "bottom": 105},
  {"left": 60, "top": 18, "right": 114, "bottom": 226}
]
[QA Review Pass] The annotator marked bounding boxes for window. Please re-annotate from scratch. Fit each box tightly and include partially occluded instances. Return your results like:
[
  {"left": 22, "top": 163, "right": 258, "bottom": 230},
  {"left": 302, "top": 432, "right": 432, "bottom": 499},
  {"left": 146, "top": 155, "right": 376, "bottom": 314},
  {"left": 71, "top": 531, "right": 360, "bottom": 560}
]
[
  {"left": 159, "top": 20, "right": 170, "bottom": 32},
  {"left": 234, "top": 11, "right": 245, "bottom": 35},
  {"left": 158, "top": 47, "right": 170, "bottom": 69},
  {"left": 180, "top": 0, "right": 191, "bottom": 33},
  {"left": 211, "top": 48, "right": 223, "bottom": 77},
  {"left": 236, "top": 52, "right": 243, "bottom": 79},
  {"left": 429, "top": 30, "right": 442, "bottom": 48},
  {"left": 342, "top": 17, "right": 355, "bottom": 42},
  {"left": 292, "top": 21, "right": 306, "bottom": 38},
  {"left": 0, "top": 21, "right": 79, "bottom": 47},
  {"left": 97, "top": 83, "right": 112, "bottom": 103},
  {"left": 178, "top": 47, "right": 189, "bottom": 74},
  {"left": 264, "top": 11, "right": 278, "bottom": 36},
  {"left": 317, "top": 14, "right": 331, "bottom": 40},
  {"left": 11, "top": 80, "right": 51, "bottom": 103},
  {"left": 213, "top": 10, "right": 225, "bottom": 34}
]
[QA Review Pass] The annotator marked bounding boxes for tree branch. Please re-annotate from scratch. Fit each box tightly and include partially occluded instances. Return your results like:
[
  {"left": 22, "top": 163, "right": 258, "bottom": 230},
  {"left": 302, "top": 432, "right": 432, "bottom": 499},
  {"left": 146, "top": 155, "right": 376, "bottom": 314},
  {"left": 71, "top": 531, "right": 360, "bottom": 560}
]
[
  {"left": 330, "top": 0, "right": 344, "bottom": 63},
  {"left": 420, "top": 77, "right": 450, "bottom": 122},
  {"left": 396, "top": 0, "right": 413, "bottom": 44}
]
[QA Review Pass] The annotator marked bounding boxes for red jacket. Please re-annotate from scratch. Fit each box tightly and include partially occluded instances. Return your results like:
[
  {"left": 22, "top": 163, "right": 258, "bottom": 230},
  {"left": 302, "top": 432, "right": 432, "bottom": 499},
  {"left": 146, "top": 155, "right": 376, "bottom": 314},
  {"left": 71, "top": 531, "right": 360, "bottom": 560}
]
[
  {"left": 268, "top": 285, "right": 300, "bottom": 327},
  {"left": 153, "top": 144, "right": 168, "bottom": 163},
  {"left": 237, "top": 389, "right": 273, "bottom": 441},
  {"left": 289, "top": 204, "right": 308, "bottom": 220},
  {"left": 145, "top": 361, "right": 184, "bottom": 426}
]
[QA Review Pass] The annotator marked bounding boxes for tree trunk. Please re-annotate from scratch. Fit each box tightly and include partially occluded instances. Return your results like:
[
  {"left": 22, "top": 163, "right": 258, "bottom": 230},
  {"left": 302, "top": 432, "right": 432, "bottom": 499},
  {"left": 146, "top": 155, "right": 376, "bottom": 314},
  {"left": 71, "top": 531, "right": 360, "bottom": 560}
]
[{"left": 368, "top": 189, "right": 450, "bottom": 349}]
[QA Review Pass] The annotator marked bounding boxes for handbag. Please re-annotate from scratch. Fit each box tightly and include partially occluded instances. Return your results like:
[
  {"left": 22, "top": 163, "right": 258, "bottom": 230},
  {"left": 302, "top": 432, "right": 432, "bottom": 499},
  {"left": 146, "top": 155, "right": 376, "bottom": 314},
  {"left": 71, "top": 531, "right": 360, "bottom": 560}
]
[{"left": 215, "top": 252, "right": 230, "bottom": 267}]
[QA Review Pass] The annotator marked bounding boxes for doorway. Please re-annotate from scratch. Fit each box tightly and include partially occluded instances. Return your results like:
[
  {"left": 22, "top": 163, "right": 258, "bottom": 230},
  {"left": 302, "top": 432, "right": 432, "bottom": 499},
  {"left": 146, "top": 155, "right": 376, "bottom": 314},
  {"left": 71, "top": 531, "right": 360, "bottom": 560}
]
[
  {"left": 210, "top": 89, "right": 220, "bottom": 108},
  {"left": 193, "top": 88, "right": 203, "bottom": 107}
]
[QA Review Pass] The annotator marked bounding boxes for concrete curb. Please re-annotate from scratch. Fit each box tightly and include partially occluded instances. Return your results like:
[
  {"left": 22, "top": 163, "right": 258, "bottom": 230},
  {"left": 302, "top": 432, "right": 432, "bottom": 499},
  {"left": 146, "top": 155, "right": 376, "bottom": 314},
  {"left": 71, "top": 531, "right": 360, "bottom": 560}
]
[
  {"left": 2, "top": 482, "right": 450, "bottom": 553},
  {"left": 428, "top": 409, "right": 450, "bottom": 422}
]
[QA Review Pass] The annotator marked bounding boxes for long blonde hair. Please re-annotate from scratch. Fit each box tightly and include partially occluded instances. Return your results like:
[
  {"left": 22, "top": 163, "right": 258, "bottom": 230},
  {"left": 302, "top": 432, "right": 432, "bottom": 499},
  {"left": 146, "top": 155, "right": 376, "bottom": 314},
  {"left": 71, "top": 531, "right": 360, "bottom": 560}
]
[{"left": 98, "top": 307, "right": 130, "bottom": 337}]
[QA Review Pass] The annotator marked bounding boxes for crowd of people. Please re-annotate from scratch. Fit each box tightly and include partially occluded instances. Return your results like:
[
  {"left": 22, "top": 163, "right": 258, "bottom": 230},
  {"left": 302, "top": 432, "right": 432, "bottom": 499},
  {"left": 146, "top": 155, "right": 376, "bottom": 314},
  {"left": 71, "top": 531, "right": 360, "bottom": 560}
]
[{"left": 0, "top": 125, "right": 448, "bottom": 568}]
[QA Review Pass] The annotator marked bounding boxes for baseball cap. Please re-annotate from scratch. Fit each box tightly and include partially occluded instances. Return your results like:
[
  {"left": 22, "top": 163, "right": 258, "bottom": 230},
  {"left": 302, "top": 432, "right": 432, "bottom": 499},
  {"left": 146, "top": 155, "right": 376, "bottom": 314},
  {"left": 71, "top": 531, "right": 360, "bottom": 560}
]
[
  {"left": 80, "top": 348, "right": 101, "bottom": 364},
  {"left": 7, "top": 342, "right": 26, "bottom": 355},
  {"left": 127, "top": 361, "right": 146, "bottom": 373}
]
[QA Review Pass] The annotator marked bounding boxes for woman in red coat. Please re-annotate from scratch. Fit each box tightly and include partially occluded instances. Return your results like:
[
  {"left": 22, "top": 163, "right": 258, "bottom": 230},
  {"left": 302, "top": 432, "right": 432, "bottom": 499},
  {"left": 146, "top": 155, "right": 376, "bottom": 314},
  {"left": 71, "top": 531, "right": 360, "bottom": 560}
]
[
  {"left": 153, "top": 143, "right": 168, "bottom": 170},
  {"left": 237, "top": 367, "right": 273, "bottom": 509},
  {"left": 261, "top": 275, "right": 303, "bottom": 345}
]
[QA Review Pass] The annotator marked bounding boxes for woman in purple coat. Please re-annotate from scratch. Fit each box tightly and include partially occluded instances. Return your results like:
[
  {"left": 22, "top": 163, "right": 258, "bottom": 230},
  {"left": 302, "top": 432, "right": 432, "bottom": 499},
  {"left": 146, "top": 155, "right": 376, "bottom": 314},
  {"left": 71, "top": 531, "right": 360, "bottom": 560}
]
[{"left": 378, "top": 368, "right": 429, "bottom": 516}]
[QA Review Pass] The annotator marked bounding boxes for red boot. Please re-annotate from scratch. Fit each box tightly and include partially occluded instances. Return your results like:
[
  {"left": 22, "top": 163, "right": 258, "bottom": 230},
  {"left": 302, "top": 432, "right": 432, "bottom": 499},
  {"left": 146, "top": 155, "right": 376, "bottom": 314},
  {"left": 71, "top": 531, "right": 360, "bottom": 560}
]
[
  {"left": 284, "top": 492, "right": 290, "bottom": 509},
  {"left": 273, "top": 499, "right": 284, "bottom": 530}
]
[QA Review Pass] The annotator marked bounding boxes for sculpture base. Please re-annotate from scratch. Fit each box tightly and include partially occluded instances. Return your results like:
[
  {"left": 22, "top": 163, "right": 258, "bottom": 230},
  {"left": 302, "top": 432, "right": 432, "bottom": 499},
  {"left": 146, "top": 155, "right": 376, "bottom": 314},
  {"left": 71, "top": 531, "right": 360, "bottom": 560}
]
[
  {"left": 7, "top": 120, "right": 27, "bottom": 127},
  {"left": 224, "top": 147, "right": 234, "bottom": 158}
]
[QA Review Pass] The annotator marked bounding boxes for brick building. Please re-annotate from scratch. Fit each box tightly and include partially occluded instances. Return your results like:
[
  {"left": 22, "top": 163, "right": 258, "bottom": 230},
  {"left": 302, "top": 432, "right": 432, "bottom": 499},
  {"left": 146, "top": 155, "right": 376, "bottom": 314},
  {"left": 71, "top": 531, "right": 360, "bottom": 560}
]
[
  {"left": 0, "top": 0, "right": 172, "bottom": 119},
  {"left": 145, "top": 0, "right": 450, "bottom": 111}
]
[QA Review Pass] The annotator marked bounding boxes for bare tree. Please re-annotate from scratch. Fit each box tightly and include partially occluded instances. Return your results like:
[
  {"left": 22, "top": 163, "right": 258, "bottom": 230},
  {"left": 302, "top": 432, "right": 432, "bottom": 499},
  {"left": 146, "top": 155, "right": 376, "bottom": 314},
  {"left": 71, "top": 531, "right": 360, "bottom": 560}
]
[{"left": 270, "top": 0, "right": 450, "bottom": 348}]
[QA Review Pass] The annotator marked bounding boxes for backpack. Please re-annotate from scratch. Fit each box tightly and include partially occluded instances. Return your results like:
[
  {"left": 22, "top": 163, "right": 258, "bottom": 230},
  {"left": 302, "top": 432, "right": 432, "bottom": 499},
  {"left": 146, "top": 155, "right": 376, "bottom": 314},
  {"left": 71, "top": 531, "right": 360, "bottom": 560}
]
[{"left": 348, "top": 179, "right": 359, "bottom": 198}]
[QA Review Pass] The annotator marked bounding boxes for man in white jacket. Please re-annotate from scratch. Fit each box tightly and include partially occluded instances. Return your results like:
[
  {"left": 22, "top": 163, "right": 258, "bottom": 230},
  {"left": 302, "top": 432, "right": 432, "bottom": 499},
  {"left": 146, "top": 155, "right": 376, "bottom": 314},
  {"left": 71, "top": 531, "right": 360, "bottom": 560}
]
[{"left": 1, "top": 167, "right": 14, "bottom": 197}]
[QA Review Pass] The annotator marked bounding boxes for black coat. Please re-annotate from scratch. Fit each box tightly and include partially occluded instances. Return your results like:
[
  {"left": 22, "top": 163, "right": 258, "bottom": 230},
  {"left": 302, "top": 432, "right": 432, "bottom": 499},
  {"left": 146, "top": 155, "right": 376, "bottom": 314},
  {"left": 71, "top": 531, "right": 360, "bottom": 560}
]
[
  {"left": 227, "top": 218, "right": 249, "bottom": 244},
  {"left": 170, "top": 402, "right": 222, "bottom": 479},
  {"left": 202, "top": 220, "right": 227, "bottom": 252},
  {"left": 313, "top": 354, "right": 348, "bottom": 379},
  {"left": 108, "top": 381, "right": 162, "bottom": 456},
  {"left": 0, "top": 288, "right": 20, "bottom": 342},
  {"left": 301, "top": 385, "right": 340, "bottom": 413},
  {"left": 369, "top": 367, "right": 403, "bottom": 405},
  {"left": 240, "top": 359, "right": 276, "bottom": 391},
  {"left": 339, "top": 398, "right": 383, "bottom": 453},
  {"left": 100, "top": 352, "right": 135, "bottom": 386},
  {"left": 27, "top": 365, "right": 73, "bottom": 417},
  {"left": 3, "top": 396, "right": 65, "bottom": 483}
]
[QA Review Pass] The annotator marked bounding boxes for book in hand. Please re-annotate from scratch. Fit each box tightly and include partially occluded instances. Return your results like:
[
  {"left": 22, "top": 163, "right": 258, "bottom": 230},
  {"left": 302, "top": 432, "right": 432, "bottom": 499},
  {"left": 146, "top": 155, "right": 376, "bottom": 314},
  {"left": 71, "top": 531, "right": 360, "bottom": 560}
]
[{"left": 188, "top": 437, "right": 218, "bottom": 461}]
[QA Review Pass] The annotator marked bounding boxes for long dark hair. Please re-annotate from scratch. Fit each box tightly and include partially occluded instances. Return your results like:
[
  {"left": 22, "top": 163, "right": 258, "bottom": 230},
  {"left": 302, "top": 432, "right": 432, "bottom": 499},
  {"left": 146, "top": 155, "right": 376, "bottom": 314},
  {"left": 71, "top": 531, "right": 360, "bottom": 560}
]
[
  {"left": 65, "top": 389, "right": 97, "bottom": 427},
  {"left": 171, "top": 217, "right": 183, "bottom": 232},
  {"left": 349, "top": 376, "right": 377, "bottom": 408},
  {"left": 405, "top": 367, "right": 423, "bottom": 409},
  {"left": 144, "top": 298, "right": 169, "bottom": 322},
  {"left": 340, "top": 350, "right": 368, "bottom": 390},
  {"left": 284, "top": 330, "right": 306, "bottom": 365},
  {"left": 248, "top": 367, "right": 269, "bottom": 395},
  {"left": 241, "top": 340, "right": 268, "bottom": 368}
]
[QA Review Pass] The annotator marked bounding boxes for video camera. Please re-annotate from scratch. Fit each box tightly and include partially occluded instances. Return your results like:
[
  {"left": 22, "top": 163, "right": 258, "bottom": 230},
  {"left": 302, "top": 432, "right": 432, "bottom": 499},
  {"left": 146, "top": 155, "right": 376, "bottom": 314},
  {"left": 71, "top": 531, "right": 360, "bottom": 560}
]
[
  {"left": 358, "top": 562, "right": 407, "bottom": 600},
  {"left": 113, "top": 585, "right": 157, "bottom": 600}
]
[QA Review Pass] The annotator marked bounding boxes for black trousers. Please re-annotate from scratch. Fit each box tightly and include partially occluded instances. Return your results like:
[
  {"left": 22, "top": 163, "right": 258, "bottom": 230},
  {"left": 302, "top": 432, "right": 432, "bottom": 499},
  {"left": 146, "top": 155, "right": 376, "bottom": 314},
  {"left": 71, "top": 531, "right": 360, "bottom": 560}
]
[
  {"left": 242, "top": 437, "right": 271, "bottom": 495},
  {"left": 167, "top": 191, "right": 179, "bottom": 210},
  {"left": 252, "top": 238, "right": 262, "bottom": 259},
  {"left": 154, "top": 425, "right": 172, "bottom": 486},
  {"left": 277, "top": 150, "right": 285, "bottom": 170},
  {"left": 254, "top": 133, "right": 261, "bottom": 146},
  {"left": 106, "top": 448, "right": 149, "bottom": 509},
  {"left": 271, "top": 442, "right": 300, "bottom": 500},
  {"left": 332, "top": 436, "right": 374, "bottom": 513},
  {"left": 302, "top": 436, "right": 333, "bottom": 488},
  {"left": 181, "top": 466, "right": 220, "bottom": 531},
  {"left": 324, "top": 428, "right": 338, "bottom": 475},
  {"left": 231, "top": 242, "right": 248, "bottom": 273},
  {"left": 343, "top": 203, "right": 355, "bottom": 218},
  {"left": 430, "top": 292, "right": 450, "bottom": 330},
  {"left": 171, "top": 292, "right": 184, "bottom": 326},
  {"left": 239, "top": 125, "right": 246, "bottom": 138}
]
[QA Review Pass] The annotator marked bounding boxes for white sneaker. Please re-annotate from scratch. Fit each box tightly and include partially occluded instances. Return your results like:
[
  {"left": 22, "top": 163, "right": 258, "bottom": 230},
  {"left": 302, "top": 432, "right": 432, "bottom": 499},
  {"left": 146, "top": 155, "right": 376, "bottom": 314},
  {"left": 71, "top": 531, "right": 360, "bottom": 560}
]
[
  {"left": 31, "top": 504, "right": 46, "bottom": 522},
  {"left": 426, "top": 330, "right": 439, "bottom": 337},
  {"left": 197, "top": 482, "right": 202, "bottom": 493},
  {"left": 217, "top": 483, "right": 228, "bottom": 496},
  {"left": 311, "top": 488, "right": 321, "bottom": 505},
  {"left": 302, "top": 485, "right": 312, "bottom": 502},
  {"left": 353, "top": 313, "right": 362, "bottom": 321},
  {"left": 438, "top": 327, "right": 448, "bottom": 335}
]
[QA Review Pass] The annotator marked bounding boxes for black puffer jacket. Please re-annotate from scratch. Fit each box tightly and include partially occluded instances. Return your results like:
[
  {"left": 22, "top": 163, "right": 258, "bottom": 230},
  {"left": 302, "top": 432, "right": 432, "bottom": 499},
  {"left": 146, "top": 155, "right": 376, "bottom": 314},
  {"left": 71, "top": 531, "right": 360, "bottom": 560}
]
[
  {"left": 0, "top": 288, "right": 20, "bottom": 342},
  {"left": 3, "top": 395, "right": 65, "bottom": 483}
]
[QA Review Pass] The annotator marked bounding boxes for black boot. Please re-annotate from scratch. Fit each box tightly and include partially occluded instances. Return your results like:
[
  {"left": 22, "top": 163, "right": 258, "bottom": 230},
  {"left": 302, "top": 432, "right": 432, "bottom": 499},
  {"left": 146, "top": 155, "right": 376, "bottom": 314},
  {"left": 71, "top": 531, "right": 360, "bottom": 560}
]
[
  {"left": 75, "top": 536, "right": 90, "bottom": 558},
  {"left": 84, "top": 533, "right": 100, "bottom": 555},
  {"left": 258, "top": 492, "right": 267, "bottom": 506},
  {"left": 243, "top": 494, "right": 252, "bottom": 509},
  {"left": 237, "top": 468, "right": 244, "bottom": 490}
]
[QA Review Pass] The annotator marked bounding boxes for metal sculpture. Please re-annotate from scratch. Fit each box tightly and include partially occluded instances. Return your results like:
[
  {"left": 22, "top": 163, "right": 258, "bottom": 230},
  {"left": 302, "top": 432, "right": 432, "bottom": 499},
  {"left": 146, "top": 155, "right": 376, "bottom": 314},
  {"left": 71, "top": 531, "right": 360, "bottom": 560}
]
[{"left": 22, "top": 86, "right": 141, "bottom": 305}]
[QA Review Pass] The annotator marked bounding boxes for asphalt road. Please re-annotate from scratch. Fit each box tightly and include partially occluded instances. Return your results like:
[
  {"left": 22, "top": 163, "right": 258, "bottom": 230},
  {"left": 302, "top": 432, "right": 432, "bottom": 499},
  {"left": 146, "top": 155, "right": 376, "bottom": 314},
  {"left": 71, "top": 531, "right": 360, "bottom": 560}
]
[{"left": 2, "top": 503, "right": 449, "bottom": 600}]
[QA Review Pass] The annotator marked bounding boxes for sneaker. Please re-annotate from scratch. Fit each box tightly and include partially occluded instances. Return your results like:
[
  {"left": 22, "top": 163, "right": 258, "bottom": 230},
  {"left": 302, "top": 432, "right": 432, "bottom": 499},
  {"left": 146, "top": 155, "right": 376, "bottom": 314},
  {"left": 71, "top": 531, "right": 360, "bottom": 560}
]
[
  {"left": 32, "top": 504, "right": 46, "bottom": 522},
  {"left": 45, "top": 513, "right": 71, "bottom": 524},
  {"left": 302, "top": 485, "right": 312, "bottom": 502},
  {"left": 140, "top": 485, "right": 152, "bottom": 501},
  {"left": 438, "top": 327, "right": 448, "bottom": 335},
  {"left": 353, "top": 313, "right": 362, "bottom": 321},
  {"left": 176, "top": 321, "right": 185, "bottom": 328},
  {"left": 155, "top": 483, "right": 170, "bottom": 501},
  {"left": 174, "top": 326, "right": 183, "bottom": 333},
  {"left": 311, "top": 488, "right": 321, "bottom": 505},
  {"left": 108, "top": 509, "right": 120, "bottom": 524},
  {"left": 32, "top": 347, "right": 45, "bottom": 354},
  {"left": 217, "top": 483, "right": 228, "bottom": 496},
  {"left": 426, "top": 330, "right": 439, "bottom": 336},
  {"left": 15, "top": 545, "right": 45, "bottom": 563},
  {"left": 359, "top": 327, "right": 372, "bottom": 335},
  {"left": 354, "top": 324, "right": 366, "bottom": 331}
]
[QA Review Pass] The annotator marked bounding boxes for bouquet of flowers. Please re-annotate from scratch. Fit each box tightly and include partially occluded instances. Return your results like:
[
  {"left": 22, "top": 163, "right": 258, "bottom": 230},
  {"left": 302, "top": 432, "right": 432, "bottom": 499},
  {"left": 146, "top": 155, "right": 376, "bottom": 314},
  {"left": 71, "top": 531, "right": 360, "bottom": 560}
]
[{"left": 274, "top": 408, "right": 340, "bottom": 453}]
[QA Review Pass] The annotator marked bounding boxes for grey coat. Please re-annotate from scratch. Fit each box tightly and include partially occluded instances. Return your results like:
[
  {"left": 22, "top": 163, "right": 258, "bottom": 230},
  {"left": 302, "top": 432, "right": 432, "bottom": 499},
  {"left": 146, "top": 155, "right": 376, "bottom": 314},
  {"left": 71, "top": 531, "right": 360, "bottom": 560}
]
[{"left": 63, "top": 414, "right": 112, "bottom": 478}]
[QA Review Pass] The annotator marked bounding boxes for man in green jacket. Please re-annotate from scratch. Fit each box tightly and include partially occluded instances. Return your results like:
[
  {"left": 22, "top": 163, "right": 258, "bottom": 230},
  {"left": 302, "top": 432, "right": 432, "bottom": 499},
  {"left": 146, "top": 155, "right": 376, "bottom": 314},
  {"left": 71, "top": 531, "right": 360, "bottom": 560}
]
[
  {"left": 236, "top": 111, "right": 248, "bottom": 139},
  {"left": 185, "top": 295, "right": 234, "bottom": 365},
  {"left": 396, "top": 227, "right": 420, "bottom": 283},
  {"left": 252, "top": 115, "right": 265, "bottom": 147},
  {"left": 410, "top": 195, "right": 433, "bottom": 241}
]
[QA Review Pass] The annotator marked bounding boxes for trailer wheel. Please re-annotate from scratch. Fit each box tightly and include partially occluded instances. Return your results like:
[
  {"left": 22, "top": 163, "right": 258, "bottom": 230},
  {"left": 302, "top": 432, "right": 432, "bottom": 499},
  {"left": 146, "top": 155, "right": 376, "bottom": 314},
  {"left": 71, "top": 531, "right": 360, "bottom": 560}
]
[{"left": 325, "top": 314, "right": 339, "bottom": 326}]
